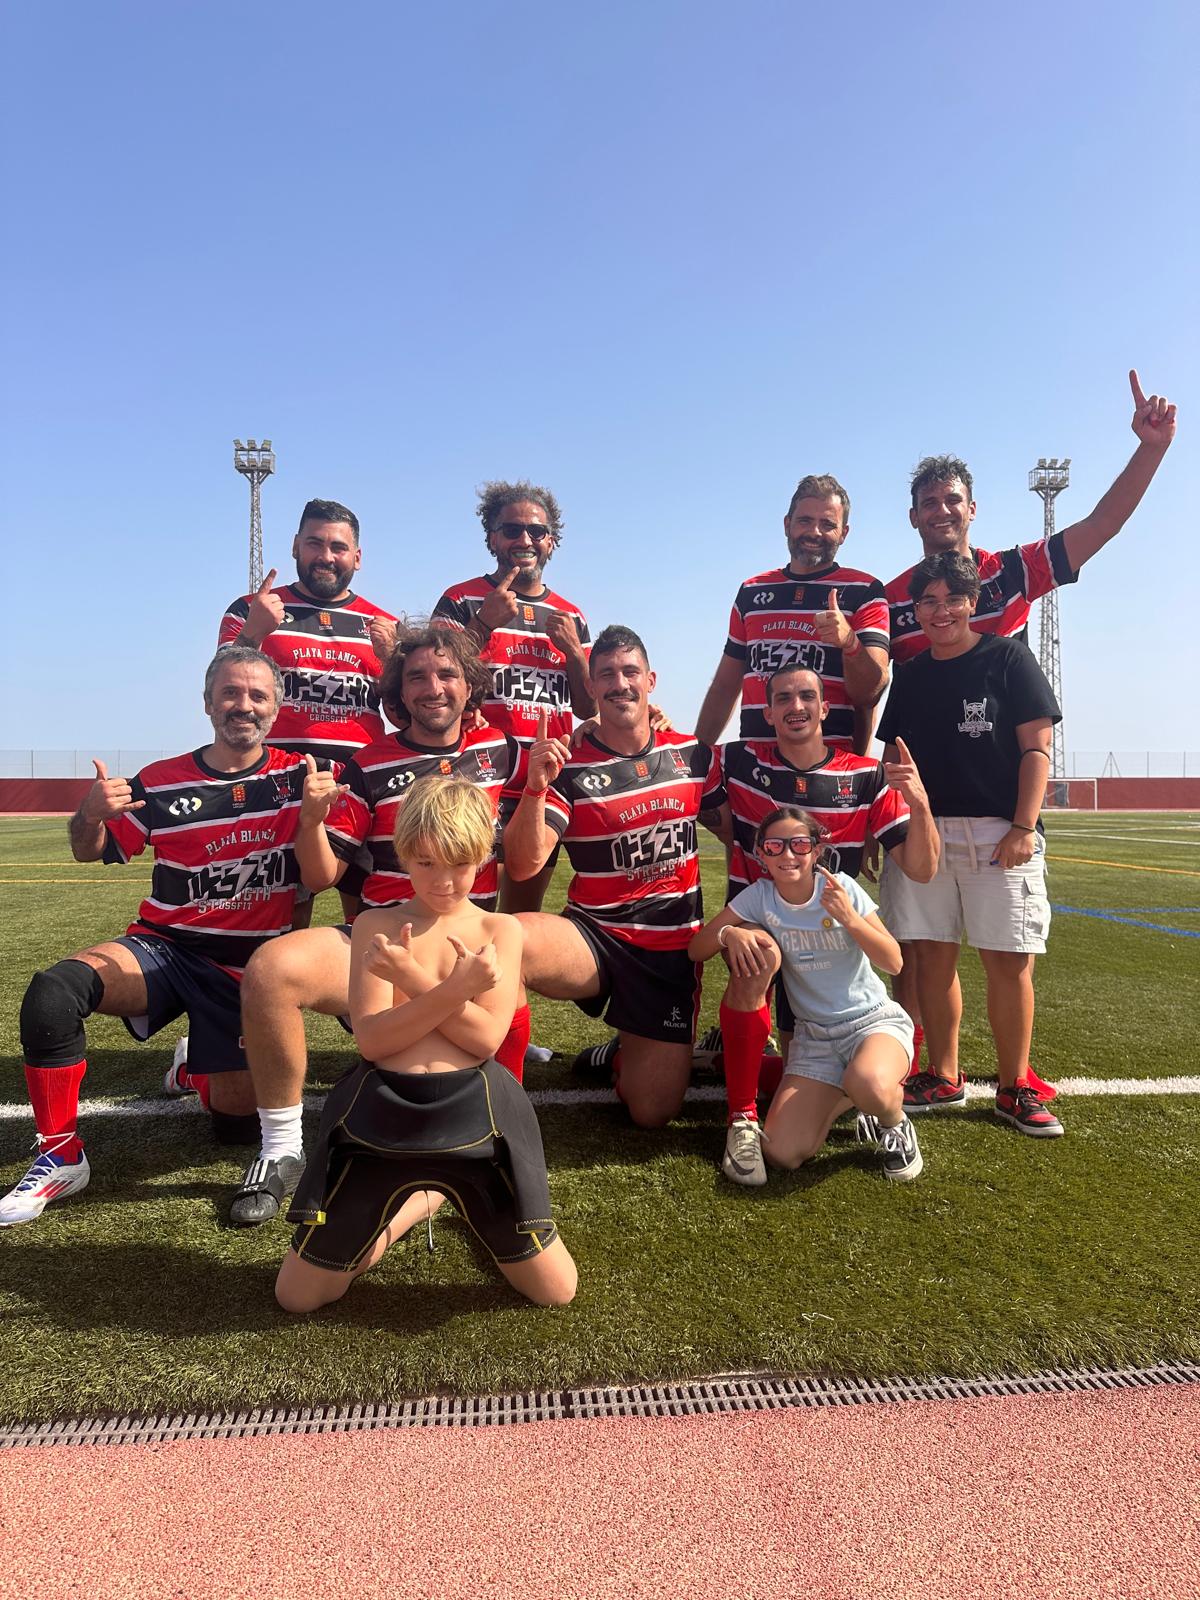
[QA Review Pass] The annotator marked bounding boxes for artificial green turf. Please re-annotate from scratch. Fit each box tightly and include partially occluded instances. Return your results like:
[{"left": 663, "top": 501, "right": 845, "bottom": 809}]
[{"left": 0, "top": 813, "right": 1197, "bottom": 1423}]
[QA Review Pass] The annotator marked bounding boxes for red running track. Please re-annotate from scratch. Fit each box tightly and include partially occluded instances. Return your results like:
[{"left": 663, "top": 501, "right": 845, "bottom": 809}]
[{"left": 4, "top": 1385, "right": 1198, "bottom": 1599}]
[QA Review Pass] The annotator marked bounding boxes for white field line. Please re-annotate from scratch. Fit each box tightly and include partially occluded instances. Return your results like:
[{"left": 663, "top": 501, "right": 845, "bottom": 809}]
[
  {"left": 2, "top": 1075, "right": 1199, "bottom": 1125},
  {"left": 1049, "top": 832, "right": 1199, "bottom": 847}
]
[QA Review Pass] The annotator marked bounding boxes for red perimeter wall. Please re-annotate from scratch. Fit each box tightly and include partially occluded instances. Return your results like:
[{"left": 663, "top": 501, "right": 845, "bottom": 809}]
[{"left": 3, "top": 776, "right": 1198, "bottom": 814}]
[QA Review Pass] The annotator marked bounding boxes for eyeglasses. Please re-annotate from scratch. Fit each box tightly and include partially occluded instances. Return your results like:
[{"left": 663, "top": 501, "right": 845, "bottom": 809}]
[
  {"left": 915, "top": 594, "right": 972, "bottom": 614},
  {"left": 496, "top": 522, "right": 550, "bottom": 541},
  {"left": 759, "top": 836, "right": 819, "bottom": 857}
]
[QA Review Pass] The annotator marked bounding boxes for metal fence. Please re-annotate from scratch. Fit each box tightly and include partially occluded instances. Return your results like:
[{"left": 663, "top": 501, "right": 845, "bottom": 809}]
[{"left": 1065, "top": 752, "right": 1200, "bottom": 778}]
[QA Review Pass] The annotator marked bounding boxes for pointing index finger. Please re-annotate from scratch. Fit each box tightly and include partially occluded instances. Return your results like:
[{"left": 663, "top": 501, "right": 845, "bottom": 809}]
[
  {"left": 1129, "top": 369, "right": 1147, "bottom": 409},
  {"left": 894, "top": 736, "right": 913, "bottom": 762},
  {"left": 258, "top": 567, "right": 277, "bottom": 595},
  {"left": 538, "top": 708, "right": 548, "bottom": 739},
  {"left": 497, "top": 566, "right": 520, "bottom": 592}
]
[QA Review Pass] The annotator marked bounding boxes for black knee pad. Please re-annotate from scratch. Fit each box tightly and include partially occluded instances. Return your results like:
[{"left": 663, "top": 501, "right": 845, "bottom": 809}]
[
  {"left": 20, "top": 961, "right": 106, "bottom": 1068},
  {"left": 210, "top": 1108, "right": 261, "bottom": 1146}
]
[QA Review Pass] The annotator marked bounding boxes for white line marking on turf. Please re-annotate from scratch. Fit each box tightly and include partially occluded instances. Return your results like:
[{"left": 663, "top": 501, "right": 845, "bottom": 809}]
[{"left": 2, "top": 1075, "right": 1199, "bottom": 1125}]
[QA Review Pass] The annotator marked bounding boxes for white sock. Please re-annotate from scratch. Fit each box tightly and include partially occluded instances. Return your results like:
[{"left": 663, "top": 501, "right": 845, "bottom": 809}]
[{"left": 257, "top": 1104, "right": 303, "bottom": 1162}]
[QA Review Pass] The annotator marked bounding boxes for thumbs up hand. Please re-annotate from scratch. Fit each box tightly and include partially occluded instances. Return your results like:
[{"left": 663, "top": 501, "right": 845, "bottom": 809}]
[{"left": 813, "top": 588, "right": 856, "bottom": 650}]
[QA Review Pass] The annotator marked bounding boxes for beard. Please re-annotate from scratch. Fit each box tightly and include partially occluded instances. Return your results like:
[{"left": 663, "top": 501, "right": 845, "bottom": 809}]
[
  {"left": 297, "top": 557, "right": 349, "bottom": 599},
  {"left": 216, "top": 711, "right": 273, "bottom": 749}
]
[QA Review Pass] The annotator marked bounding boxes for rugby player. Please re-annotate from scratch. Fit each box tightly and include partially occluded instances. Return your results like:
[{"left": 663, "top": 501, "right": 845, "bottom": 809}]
[
  {"left": 695, "top": 474, "right": 889, "bottom": 752},
  {"left": 505, "top": 625, "right": 725, "bottom": 1129},
  {"left": 878, "top": 368, "right": 1177, "bottom": 1108},
  {"left": 218, "top": 496, "right": 398, "bottom": 926},
  {"left": 0, "top": 649, "right": 320, "bottom": 1226},
  {"left": 433, "top": 479, "right": 594, "bottom": 914},
  {"left": 228, "top": 625, "right": 531, "bottom": 1226}
]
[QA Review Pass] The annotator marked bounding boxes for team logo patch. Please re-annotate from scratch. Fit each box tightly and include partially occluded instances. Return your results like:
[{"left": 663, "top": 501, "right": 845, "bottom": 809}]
[
  {"left": 270, "top": 773, "right": 293, "bottom": 804},
  {"left": 670, "top": 749, "right": 688, "bottom": 773},
  {"left": 475, "top": 749, "right": 497, "bottom": 779},
  {"left": 634, "top": 760, "right": 649, "bottom": 779},
  {"left": 359, "top": 616, "right": 374, "bottom": 639},
  {"left": 958, "top": 699, "right": 994, "bottom": 738},
  {"left": 318, "top": 611, "right": 333, "bottom": 631},
  {"left": 832, "top": 777, "right": 856, "bottom": 807},
  {"left": 168, "top": 795, "right": 202, "bottom": 817},
  {"left": 793, "top": 776, "right": 808, "bottom": 798},
  {"left": 231, "top": 783, "right": 247, "bottom": 809},
  {"left": 522, "top": 604, "right": 536, "bottom": 623},
  {"left": 438, "top": 759, "right": 453, "bottom": 776},
  {"left": 580, "top": 771, "right": 611, "bottom": 791}
]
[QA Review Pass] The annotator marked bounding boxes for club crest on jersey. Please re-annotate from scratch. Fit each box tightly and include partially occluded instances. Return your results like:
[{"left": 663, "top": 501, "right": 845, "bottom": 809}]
[
  {"left": 522, "top": 604, "right": 536, "bottom": 623},
  {"left": 438, "top": 759, "right": 453, "bottom": 776},
  {"left": 670, "top": 749, "right": 688, "bottom": 774},
  {"left": 958, "top": 699, "right": 994, "bottom": 738},
  {"left": 231, "top": 783, "right": 247, "bottom": 809},
  {"left": 270, "top": 772, "right": 294, "bottom": 805},
  {"left": 634, "top": 760, "right": 649, "bottom": 779},
  {"left": 475, "top": 749, "right": 497, "bottom": 779},
  {"left": 832, "top": 777, "right": 855, "bottom": 807},
  {"left": 168, "top": 795, "right": 202, "bottom": 817},
  {"left": 318, "top": 611, "right": 333, "bottom": 631},
  {"left": 793, "top": 776, "right": 808, "bottom": 798},
  {"left": 580, "top": 771, "right": 611, "bottom": 792}
]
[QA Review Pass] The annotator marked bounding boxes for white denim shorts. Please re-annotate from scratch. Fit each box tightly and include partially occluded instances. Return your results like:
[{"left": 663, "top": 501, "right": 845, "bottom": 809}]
[
  {"left": 880, "top": 816, "right": 1051, "bottom": 954},
  {"left": 784, "top": 1000, "right": 915, "bottom": 1088}
]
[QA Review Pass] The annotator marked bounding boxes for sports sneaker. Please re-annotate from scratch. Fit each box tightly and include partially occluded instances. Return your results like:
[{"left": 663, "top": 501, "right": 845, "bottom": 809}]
[
  {"left": 229, "top": 1153, "right": 306, "bottom": 1227},
  {"left": 995, "top": 1083, "right": 1064, "bottom": 1138},
  {"left": 903, "top": 1069, "right": 967, "bottom": 1112},
  {"left": 721, "top": 1116, "right": 768, "bottom": 1187},
  {"left": 1026, "top": 1065, "right": 1058, "bottom": 1102},
  {"left": 524, "top": 1042, "right": 555, "bottom": 1065},
  {"left": 876, "top": 1116, "right": 923, "bottom": 1182},
  {"left": 693, "top": 1025, "right": 724, "bottom": 1068},
  {"left": 0, "top": 1141, "right": 91, "bottom": 1226},
  {"left": 571, "top": 1037, "right": 619, "bottom": 1081},
  {"left": 163, "top": 1036, "right": 194, "bottom": 1098}
]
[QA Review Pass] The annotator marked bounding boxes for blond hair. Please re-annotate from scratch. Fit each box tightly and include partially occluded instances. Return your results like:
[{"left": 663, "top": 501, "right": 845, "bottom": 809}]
[{"left": 392, "top": 776, "right": 497, "bottom": 868}]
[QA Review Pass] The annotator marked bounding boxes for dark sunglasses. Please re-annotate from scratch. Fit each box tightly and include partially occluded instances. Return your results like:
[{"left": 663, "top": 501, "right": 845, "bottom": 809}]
[
  {"left": 759, "top": 836, "right": 819, "bottom": 857},
  {"left": 496, "top": 521, "right": 549, "bottom": 540}
]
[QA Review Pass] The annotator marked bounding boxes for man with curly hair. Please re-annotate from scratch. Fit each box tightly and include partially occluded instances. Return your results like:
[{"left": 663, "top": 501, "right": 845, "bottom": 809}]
[
  {"left": 226, "top": 625, "right": 532, "bottom": 1226},
  {"left": 433, "top": 480, "right": 595, "bottom": 914}
]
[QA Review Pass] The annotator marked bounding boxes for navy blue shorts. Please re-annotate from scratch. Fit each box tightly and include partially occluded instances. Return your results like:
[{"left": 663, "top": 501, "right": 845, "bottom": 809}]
[
  {"left": 565, "top": 909, "right": 701, "bottom": 1044},
  {"left": 117, "top": 932, "right": 247, "bottom": 1074}
]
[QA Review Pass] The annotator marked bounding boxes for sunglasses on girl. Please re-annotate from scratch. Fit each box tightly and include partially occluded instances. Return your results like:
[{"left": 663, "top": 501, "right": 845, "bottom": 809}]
[{"left": 759, "top": 836, "right": 819, "bottom": 857}]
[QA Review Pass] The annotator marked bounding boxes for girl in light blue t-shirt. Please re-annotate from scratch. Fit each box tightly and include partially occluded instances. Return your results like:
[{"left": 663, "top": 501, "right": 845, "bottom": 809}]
[{"left": 689, "top": 805, "right": 921, "bottom": 1185}]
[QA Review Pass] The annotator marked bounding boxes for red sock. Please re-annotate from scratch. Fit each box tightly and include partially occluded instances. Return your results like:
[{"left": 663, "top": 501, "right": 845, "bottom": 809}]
[
  {"left": 720, "top": 1001, "right": 771, "bottom": 1121},
  {"left": 495, "top": 1003, "right": 531, "bottom": 1084},
  {"left": 187, "top": 1071, "right": 212, "bottom": 1109},
  {"left": 24, "top": 1060, "right": 87, "bottom": 1161},
  {"left": 757, "top": 1053, "right": 784, "bottom": 1101},
  {"left": 909, "top": 1025, "right": 925, "bottom": 1077}
]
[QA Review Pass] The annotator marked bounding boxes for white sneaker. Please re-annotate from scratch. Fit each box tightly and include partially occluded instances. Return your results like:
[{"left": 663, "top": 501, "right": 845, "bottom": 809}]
[
  {"left": 163, "top": 1036, "right": 193, "bottom": 1097},
  {"left": 0, "top": 1141, "right": 91, "bottom": 1226},
  {"left": 524, "top": 1042, "right": 554, "bottom": 1065},
  {"left": 722, "top": 1116, "right": 768, "bottom": 1187}
]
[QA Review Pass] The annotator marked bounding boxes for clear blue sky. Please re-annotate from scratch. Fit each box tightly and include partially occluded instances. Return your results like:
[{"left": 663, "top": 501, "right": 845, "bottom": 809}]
[{"left": 2, "top": 0, "right": 1195, "bottom": 765}]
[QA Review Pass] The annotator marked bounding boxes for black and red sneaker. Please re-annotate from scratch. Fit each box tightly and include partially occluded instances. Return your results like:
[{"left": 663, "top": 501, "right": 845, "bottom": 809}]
[
  {"left": 1025, "top": 1065, "right": 1058, "bottom": 1102},
  {"left": 903, "top": 1069, "right": 967, "bottom": 1113},
  {"left": 995, "top": 1081, "right": 1064, "bottom": 1137}
]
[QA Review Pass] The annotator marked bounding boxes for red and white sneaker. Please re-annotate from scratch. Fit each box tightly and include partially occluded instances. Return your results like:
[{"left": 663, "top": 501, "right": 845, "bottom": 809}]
[
  {"left": 995, "top": 1082, "right": 1064, "bottom": 1138},
  {"left": 0, "top": 1140, "right": 91, "bottom": 1226},
  {"left": 163, "top": 1036, "right": 194, "bottom": 1097},
  {"left": 903, "top": 1069, "right": 967, "bottom": 1112}
]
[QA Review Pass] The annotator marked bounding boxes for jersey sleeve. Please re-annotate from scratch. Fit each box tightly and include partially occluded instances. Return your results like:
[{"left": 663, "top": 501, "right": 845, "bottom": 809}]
[
  {"left": 867, "top": 773, "right": 910, "bottom": 854},
  {"left": 1000, "top": 533, "right": 1080, "bottom": 604},
  {"left": 728, "top": 879, "right": 768, "bottom": 924},
  {"left": 100, "top": 774, "right": 151, "bottom": 863},
  {"left": 723, "top": 590, "right": 748, "bottom": 661},
  {"left": 218, "top": 595, "right": 250, "bottom": 647},
  {"left": 325, "top": 760, "right": 372, "bottom": 861},
  {"left": 543, "top": 774, "right": 573, "bottom": 837},
  {"left": 1004, "top": 642, "right": 1063, "bottom": 725},
  {"left": 700, "top": 744, "right": 726, "bottom": 811},
  {"left": 432, "top": 590, "right": 472, "bottom": 630},
  {"left": 849, "top": 579, "right": 890, "bottom": 651}
]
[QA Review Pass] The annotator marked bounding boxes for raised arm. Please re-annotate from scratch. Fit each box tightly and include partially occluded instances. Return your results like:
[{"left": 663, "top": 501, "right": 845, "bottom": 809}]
[
  {"left": 68, "top": 759, "right": 145, "bottom": 862},
  {"left": 1060, "top": 370, "right": 1177, "bottom": 573},
  {"left": 695, "top": 654, "right": 744, "bottom": 746},
  {"left": 502, "top": 709, "right": 570, "bottom": 880}
]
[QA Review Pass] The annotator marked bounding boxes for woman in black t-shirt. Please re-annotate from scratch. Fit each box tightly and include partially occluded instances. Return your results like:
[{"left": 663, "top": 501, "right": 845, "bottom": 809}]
[{"left": 877, "top": 552, "right": 1064, "bottom": 1139}]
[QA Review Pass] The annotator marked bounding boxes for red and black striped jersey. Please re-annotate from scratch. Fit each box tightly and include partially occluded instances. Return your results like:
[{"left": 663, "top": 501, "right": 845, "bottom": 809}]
[
  {"left": 540, "top": 730, "right": 725, "bottom": 951},
  {"left": 102, "top": 747, "right": 323, "bottom": 973},
  {"left": 325, "top": 725, "right": 527, "bottom": 911},
  {"left": 218, "top": 585, "right": 398, "bottom": 763},
  {"left": 432, "top": 576, "right": 590, "bottom": 744},
  {"left": 719, "top": 742, "right": 910, "bottom": 897},
  {"left": 885, "top": 537, "right": 1078, "bottom": 666},
  {"left": 724, "top": 564, "right": 890, "bottom": 745}
]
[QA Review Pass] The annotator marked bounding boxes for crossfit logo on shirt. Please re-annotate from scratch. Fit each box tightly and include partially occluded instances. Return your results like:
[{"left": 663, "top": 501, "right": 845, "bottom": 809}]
[
  {"left": 168, "top": 795, "right": 203, "bottom": 817},
  {"left": 748, "top": 640, "right": 828, "bottom": 678},
  {"left": 958, "top": 699, "right": 994, "bottom": 738},
  {"left": 611, "top": 818, "right": 695, "bottom": 874},
  {"left": 492, "top": 664, "right": 569, "bottom": 709},
  {"left": 187, "top": 850, "right": 287, "bottom": 905}
]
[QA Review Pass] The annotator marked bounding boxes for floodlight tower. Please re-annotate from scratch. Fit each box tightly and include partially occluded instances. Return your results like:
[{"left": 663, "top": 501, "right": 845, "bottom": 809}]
[
  {"left": 233, "top": 438, "right": 276, "bottom": 593},
  {"left": 1027, "top": 457, "right": 1070, "bottom": 778}
]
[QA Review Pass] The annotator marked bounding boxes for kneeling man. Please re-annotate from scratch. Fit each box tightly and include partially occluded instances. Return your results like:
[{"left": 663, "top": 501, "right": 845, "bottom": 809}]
[
  {"left": 1, "top": 649, "right": 317, "bottom": 1225},
  {"left": 506, "top": 625, "right": 726, "bottom": 1128}
]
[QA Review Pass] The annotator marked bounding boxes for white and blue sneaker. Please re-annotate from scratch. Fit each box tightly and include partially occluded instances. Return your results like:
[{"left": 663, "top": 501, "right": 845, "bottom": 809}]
[{"left": 0, "top": 1140, "right": 91, "bottom": 1226}]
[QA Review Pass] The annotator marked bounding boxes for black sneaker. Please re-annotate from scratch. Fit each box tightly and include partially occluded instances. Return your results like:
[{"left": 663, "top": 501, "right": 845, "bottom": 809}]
[
  {"left": 876, "top": 1116, "right": 923, "bottom": 1182},
  {"left": 571, "top": 1037, "right": 619, "bottom": 1082},
  {"left": 229, "top": 1153, "right": 305, "bottom": 1227}
]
